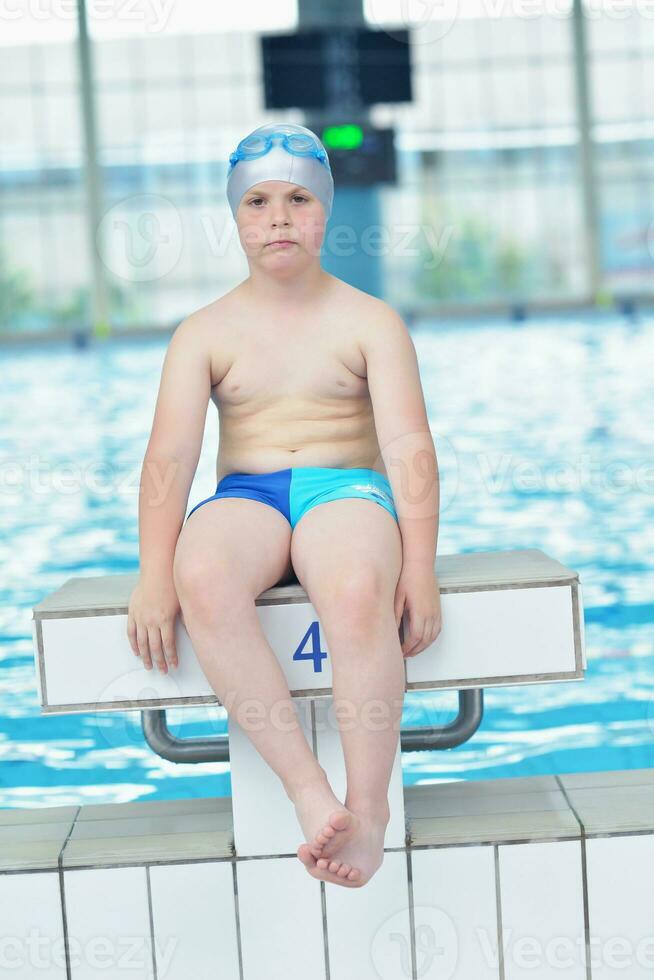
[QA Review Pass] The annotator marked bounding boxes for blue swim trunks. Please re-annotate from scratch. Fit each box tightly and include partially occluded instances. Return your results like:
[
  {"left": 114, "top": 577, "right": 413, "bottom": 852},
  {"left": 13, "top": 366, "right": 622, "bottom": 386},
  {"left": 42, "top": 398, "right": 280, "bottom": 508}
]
[{"left": 186, "top": 466, "right": 398, "bottom": 528}]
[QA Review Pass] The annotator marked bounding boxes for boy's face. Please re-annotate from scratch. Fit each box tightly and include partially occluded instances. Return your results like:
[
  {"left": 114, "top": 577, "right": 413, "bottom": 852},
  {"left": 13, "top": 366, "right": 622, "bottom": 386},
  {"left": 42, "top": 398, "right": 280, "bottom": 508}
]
[{"left": 235, "top": 180, "right": 326, "bottom": 265}]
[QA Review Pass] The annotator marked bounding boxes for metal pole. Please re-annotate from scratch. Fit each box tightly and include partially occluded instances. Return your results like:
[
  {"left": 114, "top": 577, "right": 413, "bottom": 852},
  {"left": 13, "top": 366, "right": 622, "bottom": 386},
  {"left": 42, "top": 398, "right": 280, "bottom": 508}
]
[
  {"left": 571, "top": 0, "right": 603, "bottom": 302},
  {"left": 75, "top": 0, "right": 111, "bottom": 337},
  {"left": 298, "top": 0, "right": 363, "bottom": 28},
  {"left": 296, "top": 0, "right": 383, "bottom": 298}
]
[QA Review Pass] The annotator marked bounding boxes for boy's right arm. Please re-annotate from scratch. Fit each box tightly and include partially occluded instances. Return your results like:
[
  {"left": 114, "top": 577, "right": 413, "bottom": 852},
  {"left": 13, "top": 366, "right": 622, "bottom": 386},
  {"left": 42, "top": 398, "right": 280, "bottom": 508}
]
[
  {"left": 138, "top": 314, "right": 213, "bottom": 583},
  {"left": 128, "top": 314, "right": 213, "bottom": 673}
]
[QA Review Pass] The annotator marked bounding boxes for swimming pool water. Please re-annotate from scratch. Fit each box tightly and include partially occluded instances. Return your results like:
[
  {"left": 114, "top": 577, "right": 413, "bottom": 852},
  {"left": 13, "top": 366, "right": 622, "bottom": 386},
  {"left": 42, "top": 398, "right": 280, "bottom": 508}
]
[{"left": 1, "top": 312, "right": 653, "bottom": 808}]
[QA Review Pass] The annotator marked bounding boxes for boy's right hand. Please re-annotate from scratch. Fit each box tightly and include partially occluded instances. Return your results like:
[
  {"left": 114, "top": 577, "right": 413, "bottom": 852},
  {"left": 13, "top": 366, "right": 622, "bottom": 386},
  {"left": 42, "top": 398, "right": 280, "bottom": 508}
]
[{"left": 127, "top": 576, "right": 181, "bottom": 674}]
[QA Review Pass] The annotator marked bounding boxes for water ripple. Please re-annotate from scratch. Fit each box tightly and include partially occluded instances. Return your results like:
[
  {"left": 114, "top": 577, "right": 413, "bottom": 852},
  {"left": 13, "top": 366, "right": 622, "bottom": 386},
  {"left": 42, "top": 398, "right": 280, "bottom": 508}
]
[{"left": 1, "top": 317, "right": 653, "bottom": 806}]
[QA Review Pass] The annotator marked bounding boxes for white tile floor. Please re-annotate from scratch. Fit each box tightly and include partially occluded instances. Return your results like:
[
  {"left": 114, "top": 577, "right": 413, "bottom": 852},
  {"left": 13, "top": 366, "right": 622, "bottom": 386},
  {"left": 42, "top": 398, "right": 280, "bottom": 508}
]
[{"left": 1, "top": 768, "right": 652, "bottom": 979}]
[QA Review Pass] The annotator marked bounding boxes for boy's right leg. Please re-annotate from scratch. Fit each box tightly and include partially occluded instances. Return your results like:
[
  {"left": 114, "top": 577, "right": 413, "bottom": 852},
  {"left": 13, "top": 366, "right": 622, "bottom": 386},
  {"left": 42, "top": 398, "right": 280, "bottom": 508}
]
[{"left": 173, "top": 497, "right": 360, "bottom": 875}]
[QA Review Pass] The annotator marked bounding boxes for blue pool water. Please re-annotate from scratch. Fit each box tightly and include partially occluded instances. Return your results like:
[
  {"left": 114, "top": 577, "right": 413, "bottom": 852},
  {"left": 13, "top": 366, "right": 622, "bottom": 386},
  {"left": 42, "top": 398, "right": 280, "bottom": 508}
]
[{"left": 1, "top": 312, "right": 653, "bottom": 808}]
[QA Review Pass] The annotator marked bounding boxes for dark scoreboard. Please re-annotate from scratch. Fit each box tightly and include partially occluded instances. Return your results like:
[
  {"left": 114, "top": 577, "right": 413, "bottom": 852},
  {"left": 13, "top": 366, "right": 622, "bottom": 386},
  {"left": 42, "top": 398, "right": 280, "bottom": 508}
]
[{"left": 261, "top": 28, "right": 413, "bottom": 111}]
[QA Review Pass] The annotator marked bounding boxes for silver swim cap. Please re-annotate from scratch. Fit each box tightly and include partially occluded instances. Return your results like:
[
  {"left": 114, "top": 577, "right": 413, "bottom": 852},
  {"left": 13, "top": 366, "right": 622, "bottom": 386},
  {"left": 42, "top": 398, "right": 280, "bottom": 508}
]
[{"left": 226, "top": 122, "right": 334, "bottom": 221}]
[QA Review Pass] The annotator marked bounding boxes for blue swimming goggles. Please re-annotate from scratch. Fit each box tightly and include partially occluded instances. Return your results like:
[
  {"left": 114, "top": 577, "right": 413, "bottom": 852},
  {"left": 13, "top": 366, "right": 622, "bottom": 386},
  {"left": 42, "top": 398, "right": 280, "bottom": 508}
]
[{"left": 227, "top": 130, "right": 330, "bottom": 175}]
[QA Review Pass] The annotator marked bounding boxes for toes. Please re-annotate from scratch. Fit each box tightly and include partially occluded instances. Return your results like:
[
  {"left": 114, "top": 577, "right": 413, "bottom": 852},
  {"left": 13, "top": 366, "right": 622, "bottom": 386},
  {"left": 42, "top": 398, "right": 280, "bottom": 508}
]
[
  {"left": 320, "top": 812, "right": 356, "bottom": 858},
  {"left": 317, "top": 855, "right": 360, "bottom": 880},
  {"left": 328, "top": 809, "right": 351, "bottom": 832},
  {"left": 305, "top": 863, "right": 361, "bottom": 888},
  {"left": 321, "top": 826, "right": 336, "bottom": 839},
  {"left": 297, "top": 843, "right": 316, "bottom": 868}
]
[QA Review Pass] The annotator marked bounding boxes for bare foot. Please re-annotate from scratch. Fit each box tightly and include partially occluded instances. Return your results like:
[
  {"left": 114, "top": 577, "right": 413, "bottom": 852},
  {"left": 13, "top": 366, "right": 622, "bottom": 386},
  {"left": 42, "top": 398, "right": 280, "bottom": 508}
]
[
  {"left": 289, "top": 778, "right": 359, "bottom": 860},
  {"left": 297, "top": 807, "right": 390, "bottom": 888}
]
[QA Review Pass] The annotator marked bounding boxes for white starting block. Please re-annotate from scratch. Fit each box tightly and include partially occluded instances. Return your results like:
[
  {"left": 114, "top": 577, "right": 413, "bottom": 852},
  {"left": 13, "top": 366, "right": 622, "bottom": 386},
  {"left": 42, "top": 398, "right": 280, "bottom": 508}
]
[
  {"left": 25, "top": 547, "right": 587, "bottom": 977},
  {"left": 32, "top": 547, "right": 585, "bottom": 715}
]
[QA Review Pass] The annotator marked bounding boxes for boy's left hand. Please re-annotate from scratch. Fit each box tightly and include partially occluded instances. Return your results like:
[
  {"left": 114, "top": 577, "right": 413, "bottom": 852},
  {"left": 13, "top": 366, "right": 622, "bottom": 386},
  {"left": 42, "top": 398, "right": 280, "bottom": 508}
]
[{"left": 394, "top": 562, "right": 442, "bottom": 658}]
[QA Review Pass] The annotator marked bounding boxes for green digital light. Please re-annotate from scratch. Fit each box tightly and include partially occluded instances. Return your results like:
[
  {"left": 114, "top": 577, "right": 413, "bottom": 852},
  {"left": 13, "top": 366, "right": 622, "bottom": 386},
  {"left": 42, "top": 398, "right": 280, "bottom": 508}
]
[{"left": 322, "top": 124, "right": 364, "bottom": 151}]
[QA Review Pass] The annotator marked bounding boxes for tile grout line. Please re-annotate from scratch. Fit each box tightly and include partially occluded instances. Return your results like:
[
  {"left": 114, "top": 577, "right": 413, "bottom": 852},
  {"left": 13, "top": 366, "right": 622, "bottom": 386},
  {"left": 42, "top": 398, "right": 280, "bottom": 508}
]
[
  {"left": 144, "top": 866, "right": 158, "bottom": 980},
  {"left": 56, "top": 804, "right": 81, "bottom": 980},
  {"left": 31, "top": 826, "right": 654, "bottom": 877},
  {"left": 494, "top": 844, "right": 506, "bottom": 980},
  {"left": 555, "top": 775, "right": 592, "bottom": 980},
  {"left": 401, "top": 832, "right": 583, "bottom": 850},
  {"left": 231, "top": 854, "right": 245, "bottom": 980},
  {"left": 320, "top": 878, "right": 330, "bottom": 980},
  {"left": 405, "top": 847, "right": 417, "bottom": 980}
]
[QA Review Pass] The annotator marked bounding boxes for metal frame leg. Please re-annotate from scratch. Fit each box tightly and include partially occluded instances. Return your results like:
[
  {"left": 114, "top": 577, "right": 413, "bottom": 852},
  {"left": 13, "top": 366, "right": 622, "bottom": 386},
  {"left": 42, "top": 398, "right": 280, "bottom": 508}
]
[{"left": 141, "top": 689, "right": 484, "bottom": 763}]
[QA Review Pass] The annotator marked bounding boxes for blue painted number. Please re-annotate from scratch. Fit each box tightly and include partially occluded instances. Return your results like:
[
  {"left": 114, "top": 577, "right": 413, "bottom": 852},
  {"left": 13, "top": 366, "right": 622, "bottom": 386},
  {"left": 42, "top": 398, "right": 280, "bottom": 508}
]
[{"left": 292, "top": 621, "right": 328, "bottom": 673}]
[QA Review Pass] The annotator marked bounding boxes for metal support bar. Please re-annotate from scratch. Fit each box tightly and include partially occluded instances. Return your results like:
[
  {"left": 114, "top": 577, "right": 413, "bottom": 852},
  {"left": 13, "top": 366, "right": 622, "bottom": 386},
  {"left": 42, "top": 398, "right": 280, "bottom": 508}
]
[
  {"left": 140, "top": 689, "right": 484, "bottom": 764},
  {"left": 401, "top": 688, "right": 484, "bottom": 751}
]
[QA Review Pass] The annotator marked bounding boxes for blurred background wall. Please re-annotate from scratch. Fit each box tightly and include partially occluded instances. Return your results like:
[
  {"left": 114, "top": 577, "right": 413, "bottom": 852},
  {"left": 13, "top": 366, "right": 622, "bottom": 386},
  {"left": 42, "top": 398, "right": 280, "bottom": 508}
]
[{"left": 1, "top": 0, "right": 652, "bottom": 339}]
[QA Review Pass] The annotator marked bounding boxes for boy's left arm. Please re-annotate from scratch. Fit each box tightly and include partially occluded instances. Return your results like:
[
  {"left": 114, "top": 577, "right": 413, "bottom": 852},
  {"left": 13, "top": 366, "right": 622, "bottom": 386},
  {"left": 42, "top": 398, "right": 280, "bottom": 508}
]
[{"left": 361, "top": 307, "right": 442, "bottom": 658}]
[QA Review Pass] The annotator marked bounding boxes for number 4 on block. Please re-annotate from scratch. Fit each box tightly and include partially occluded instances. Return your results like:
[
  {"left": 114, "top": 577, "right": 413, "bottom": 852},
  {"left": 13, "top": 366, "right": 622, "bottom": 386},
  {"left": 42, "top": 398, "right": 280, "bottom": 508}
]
[{"left": 292, "top": 621, "right": 328, "bottom": 673}]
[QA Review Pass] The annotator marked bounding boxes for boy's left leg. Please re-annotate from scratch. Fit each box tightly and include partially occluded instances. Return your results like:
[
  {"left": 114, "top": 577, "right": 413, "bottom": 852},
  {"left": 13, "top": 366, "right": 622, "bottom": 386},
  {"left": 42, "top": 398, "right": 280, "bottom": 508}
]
[{"left": 290, "top": 496, "right": 405, "bottom": 880}]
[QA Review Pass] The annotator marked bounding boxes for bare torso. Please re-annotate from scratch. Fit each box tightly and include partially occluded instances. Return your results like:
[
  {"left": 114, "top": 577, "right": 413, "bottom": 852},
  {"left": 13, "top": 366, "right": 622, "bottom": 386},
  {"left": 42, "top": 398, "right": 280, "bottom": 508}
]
[{"left": 202, "top": 275, "right": 388, "bottom": 484}]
